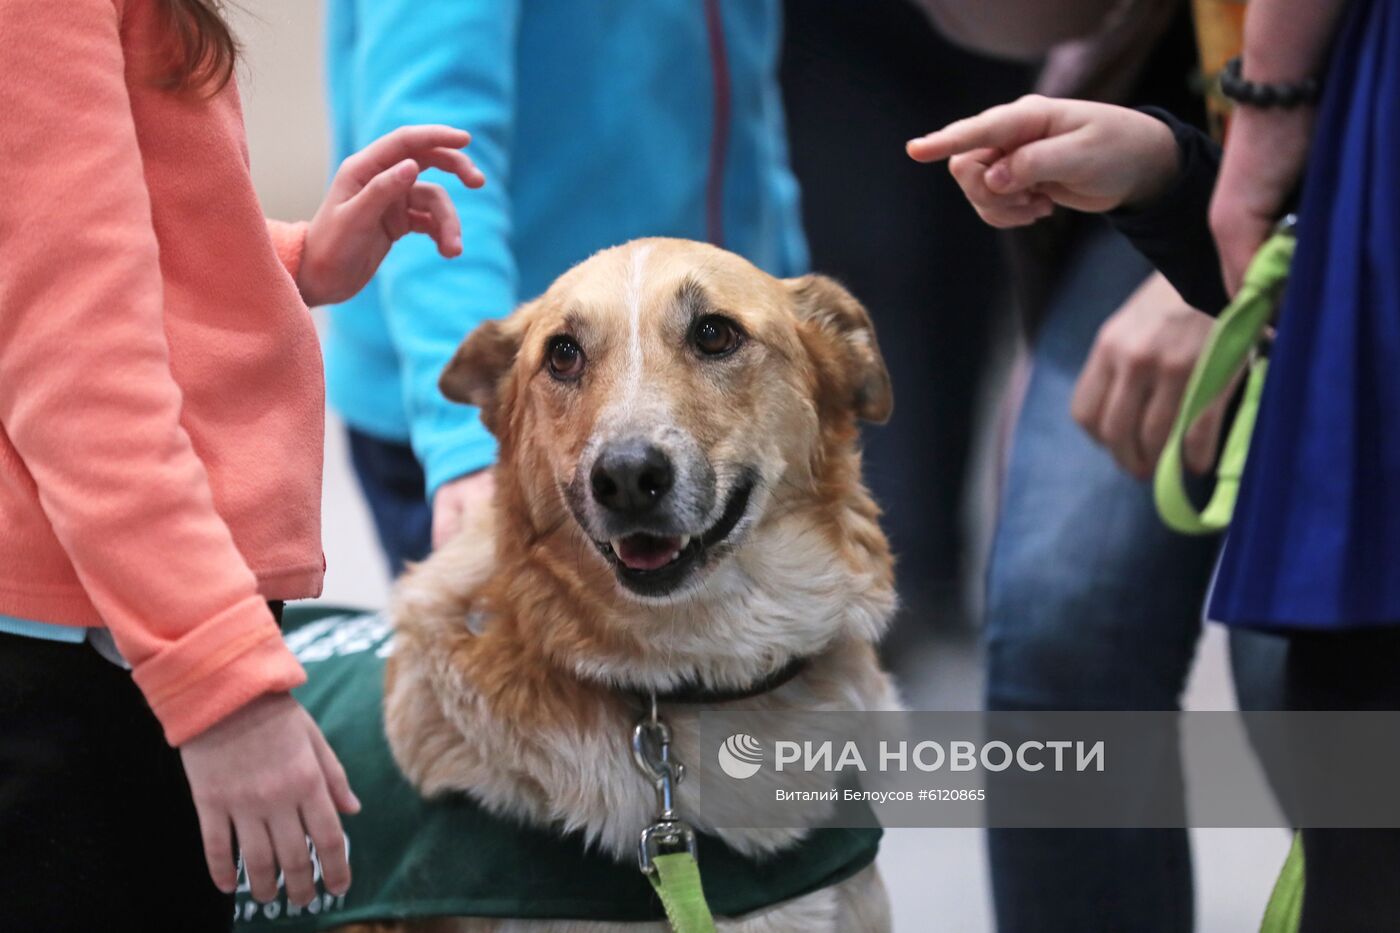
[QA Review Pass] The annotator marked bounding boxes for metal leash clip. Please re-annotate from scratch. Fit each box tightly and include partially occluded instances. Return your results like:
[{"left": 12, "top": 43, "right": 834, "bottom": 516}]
[{"left": 632, "top": 692, "right": 698, "bottom": 876}]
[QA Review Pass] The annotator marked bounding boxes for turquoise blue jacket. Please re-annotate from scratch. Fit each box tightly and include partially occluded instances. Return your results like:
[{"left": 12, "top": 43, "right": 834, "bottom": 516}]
[{"left": 323, "top": 0, "right": 809, "bottom": 494}]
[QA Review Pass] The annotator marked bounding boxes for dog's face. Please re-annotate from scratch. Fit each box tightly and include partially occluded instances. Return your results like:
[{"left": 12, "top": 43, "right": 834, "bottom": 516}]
[{"left": 441, "top": 239, "right": 891, "bottom": 603}]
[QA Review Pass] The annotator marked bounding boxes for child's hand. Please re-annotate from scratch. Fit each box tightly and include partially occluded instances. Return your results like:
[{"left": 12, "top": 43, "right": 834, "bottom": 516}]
[
  {"left": 297, "top": 125, "right": 486, "bottom": 307},
  {"left": 1070, "top": 273, "right": 1226, "bottom": 479},
  {"left": 431, "top": 468, "right": 495, "bottom": 550},
  {"left": 180, "top": 692, "right": 360, "bottom": 906},
  {"left": 906, "top": 96, "right": 1179, "bottom": 227}
]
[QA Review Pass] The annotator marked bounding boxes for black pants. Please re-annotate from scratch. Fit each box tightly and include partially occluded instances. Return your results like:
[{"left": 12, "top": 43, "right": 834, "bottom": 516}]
[
  {"left": 0, "top": 632, "right": 234, "bottom": 932},
  {"left": 780, "top": 0, "right": 1030, "bottom": 627},
  {"left": 1283, "top": 628, "right": 1400, "bottom": 933}
]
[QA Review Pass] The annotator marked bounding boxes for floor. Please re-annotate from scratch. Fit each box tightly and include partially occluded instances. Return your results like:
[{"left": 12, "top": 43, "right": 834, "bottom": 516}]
[{"left": 317, "top": 414, "right": 1290, "bottom": 933}]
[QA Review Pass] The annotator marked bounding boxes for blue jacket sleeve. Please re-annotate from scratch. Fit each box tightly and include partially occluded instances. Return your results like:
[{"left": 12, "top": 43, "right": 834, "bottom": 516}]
[{"left": 349, "top": 0, "right": 521, "bottom": 495}]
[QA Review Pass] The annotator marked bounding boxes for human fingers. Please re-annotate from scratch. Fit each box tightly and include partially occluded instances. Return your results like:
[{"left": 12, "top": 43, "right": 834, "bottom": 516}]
[
  {"left": 341, "top": 158, "right": 419, "bottom": 231},
  {"left": 906, "top": 95, "right": 1058, "bottom": 163},
  {"left": 267, "top": 810, "right": 316, "bottom": 907},
  {"left": 431, "top": 488, "right": 466, "bottom": 550},
  {"left": 193, "top": 801, "right": 237, "bottom": 894},
  {"left": 948, "top": 150, "right": 1054, "bottom": 227},
  {"left": 234, "top": 816, "right": 279, "bottom": 904},
  {"left": 406, "top": 183, "right": 461, "bottom": 256},
  {"left": 1183, "top": 375, "right": 1239, "bottom": 474},
  {"left": 1138, "top": 367, "right": 1192, "bottom": 470},
  {"left": 1098, "top": 364, "right": 1152, "bottom": 478},
  {"left": 1210, "top": 198, "right": 1273, "bottom": 297},
  {"left": 1070, "top": 341, "right": 1113, "bottom": 436},
  {"left": 300, "top": 787, "right": 351, "bottom": 898},
  {"left": 309, "top": 724, "right": 360, "bottom": 816},
  {"left": 408, "top": 146, "right": 486, "bottom": 190},
  {"left": 336, "top": 125, "right": 472, "bottom": 191},
  {"left": 982, "top": 128, "right": 1113, "bottom": 203}
]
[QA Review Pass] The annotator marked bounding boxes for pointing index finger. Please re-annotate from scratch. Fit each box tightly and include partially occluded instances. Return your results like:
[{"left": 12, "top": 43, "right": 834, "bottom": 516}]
[{"left": 907, "top": 98, "right": 1054, "bottom": 164}]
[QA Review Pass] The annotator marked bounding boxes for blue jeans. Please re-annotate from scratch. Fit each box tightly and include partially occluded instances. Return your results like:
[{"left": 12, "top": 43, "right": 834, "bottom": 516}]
[
  {"left": 984, "top": 225, "right": 1269, "bottom": 932},
  {"left": 347, "top": 427, "right": 433, "bottom": 577}
]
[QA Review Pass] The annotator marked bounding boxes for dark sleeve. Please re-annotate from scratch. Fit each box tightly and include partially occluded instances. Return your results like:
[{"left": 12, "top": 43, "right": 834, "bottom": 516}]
[{"left": 1107, "top": 106, "right": 1229, "bottom": 314}]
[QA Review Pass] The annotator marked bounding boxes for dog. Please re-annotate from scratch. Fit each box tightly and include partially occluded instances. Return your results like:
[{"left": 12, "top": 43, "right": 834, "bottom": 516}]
[{"left": 381, "top": 238, "right": 901, "bottom": 931}]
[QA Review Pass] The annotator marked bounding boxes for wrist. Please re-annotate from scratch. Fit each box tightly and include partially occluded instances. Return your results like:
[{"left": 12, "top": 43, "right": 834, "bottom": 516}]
[
  {"left": 294, "top": 240, "right": 328, "bottom": 308},
  {"left": 1122, "top": 115, "right": 1182, "bottom": 209},
  {"left": 1225, "top": 56, "right": 1321, "bottom": 107}
]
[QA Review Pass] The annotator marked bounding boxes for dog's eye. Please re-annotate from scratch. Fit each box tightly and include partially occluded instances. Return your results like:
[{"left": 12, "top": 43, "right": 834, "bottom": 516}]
[
  {"left": 546, "top": 336, "right": 585, "bottom": 380},
  {"left": 691, "top": 315, "right": 743, "bottom": 357}
]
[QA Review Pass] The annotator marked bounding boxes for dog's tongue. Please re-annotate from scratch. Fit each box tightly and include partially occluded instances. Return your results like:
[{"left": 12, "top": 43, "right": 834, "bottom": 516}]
[{"left": 613, "top": 533, "right": 683, "bottom": 571}]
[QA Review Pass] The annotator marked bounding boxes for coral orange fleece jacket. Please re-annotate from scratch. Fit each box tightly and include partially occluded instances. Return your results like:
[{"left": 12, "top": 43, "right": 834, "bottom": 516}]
[{"left": 0, "top": 0, "right": 323, "bottom": 745}]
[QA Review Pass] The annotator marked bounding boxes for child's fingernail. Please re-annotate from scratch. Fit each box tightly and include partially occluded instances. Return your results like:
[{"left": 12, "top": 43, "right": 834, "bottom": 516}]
[{"left": 987, "top": 163, "right": 1011, "bottom": 189}]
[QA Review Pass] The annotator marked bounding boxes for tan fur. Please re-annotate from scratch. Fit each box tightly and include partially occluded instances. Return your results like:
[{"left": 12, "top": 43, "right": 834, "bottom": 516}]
[{"left": 376, "top": 240, "right": 901, "bottom": 932}]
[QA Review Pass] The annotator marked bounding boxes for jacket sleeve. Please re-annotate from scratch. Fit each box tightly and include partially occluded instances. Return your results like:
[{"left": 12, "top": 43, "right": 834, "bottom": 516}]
[
  {"left": 266, "top": 220, "right": 310, "bottom": 284},
  {"left": 0, "top": 0, "right": 304, "bottom": 745},
  {"left": 347, "top": 0, "right": 522, "bottom": 495},
  {"left": 1108, "top": 107, "right": 1230, "bottom": 315}
]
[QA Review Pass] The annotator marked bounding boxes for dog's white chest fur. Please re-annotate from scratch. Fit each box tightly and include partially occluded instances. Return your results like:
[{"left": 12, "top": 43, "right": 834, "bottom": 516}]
[{"left": 390, "top": 595, "right": 898, "bottom": 863}]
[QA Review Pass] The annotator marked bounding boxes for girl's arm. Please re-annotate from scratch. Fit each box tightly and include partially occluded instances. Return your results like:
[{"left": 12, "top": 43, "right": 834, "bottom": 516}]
[
  {"left": 0, "top": 0, "right": 355, "bottom": 904},
  {"left": 0, "top": 0, "right": 300, "bottom": 747},
  {"left": 266, "top": 124, "right": 486, "bottom": 307},
  {"left": 266, "top": 219, "right": 311, "bottom": 281},
  {"left": 909, "top": 96, "right": 1231, "bottom": 476},
  {"left": 907, "top": 95, "right": 1227, "bottom": 311}
]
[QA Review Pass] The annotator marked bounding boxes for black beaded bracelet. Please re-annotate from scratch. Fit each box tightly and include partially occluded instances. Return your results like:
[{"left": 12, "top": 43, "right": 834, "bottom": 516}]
[{"left": 1219, "top": 56, "right": 1321, "bottom": 108}]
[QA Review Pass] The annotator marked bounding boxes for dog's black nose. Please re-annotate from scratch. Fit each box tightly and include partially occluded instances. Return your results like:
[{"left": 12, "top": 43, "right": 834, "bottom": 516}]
[{"left": 590, "top": 440, "right": 674, "bottom": 515}]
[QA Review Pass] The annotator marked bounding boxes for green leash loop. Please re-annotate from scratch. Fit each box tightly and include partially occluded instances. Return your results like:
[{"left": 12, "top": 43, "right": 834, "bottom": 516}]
[
  {"left": 649, "top": 851, "right": 719, "bottom": 933},
  {"left": 1154, "top": 228, "right": 1296, "bottom": 534}
]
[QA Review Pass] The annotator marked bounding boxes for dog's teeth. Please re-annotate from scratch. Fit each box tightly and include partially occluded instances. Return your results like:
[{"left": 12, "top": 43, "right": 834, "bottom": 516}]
[
  {"left": 678, "top": 535, "right": 692, "bottom": 550},
  {"left": 609, "top": 538, "right": 623, "bottom": 553}
]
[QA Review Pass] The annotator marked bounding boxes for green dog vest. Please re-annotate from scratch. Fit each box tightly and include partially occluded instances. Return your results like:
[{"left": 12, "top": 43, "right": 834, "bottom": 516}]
[{"left": 232, "top": 605, "right": 881, "bottom": 929}]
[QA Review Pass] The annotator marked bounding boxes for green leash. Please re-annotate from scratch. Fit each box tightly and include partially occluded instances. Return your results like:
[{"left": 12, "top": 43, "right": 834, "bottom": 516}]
[
  {"left": 649, "top": 852, "right": 717, "bottom": 933},
  {"left": 633, "top": 697, "right": 718, "bottom": 933},
  {"left": 1154, "top": 221, "right": 1297, "bottom": 533},
  {"left": 1150, "top": 226, "right": 1307, "bottom": 932}
]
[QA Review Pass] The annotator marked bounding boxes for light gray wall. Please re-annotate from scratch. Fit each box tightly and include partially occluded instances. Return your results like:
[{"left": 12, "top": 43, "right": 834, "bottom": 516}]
[{"left": 228, "top": 2, "right": 329, "bottom": 221}]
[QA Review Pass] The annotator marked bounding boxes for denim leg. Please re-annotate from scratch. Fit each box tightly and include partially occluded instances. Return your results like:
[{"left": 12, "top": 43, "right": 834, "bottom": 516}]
[
  {"left": 984, "top": 226, "right": 1221, "bottom": 933},
  {"left": 346, "top": 427, "right": 433, "bottom": 577}
]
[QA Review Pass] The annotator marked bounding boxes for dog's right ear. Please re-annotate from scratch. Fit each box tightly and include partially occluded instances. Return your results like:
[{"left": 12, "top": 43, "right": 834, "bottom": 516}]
[{"left": 440, "top": 315, "right": 525, "bottom": 435}]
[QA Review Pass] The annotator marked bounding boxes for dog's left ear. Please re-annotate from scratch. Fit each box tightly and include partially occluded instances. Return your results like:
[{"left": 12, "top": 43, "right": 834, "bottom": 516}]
[
  {"left": 786, "top": 274, "right": 893, "bottom": 424},
  {"left": 440, "top": 313, "right": 526, "bottom": 435}
]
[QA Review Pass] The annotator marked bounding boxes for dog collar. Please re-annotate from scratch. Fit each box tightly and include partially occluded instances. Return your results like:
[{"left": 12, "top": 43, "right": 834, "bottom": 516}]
[{"left": 634, "top": 654, "right": 811, "bottom": 706}]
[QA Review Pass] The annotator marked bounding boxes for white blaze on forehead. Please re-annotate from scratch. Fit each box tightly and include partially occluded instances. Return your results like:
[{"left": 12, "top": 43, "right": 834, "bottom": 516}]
[{"left": 621, "top": 243, "right": 655, "bottom": 410}]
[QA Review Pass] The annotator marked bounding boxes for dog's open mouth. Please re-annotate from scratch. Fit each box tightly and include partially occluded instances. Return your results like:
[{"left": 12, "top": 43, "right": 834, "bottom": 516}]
[{"left": 598, "top": 479, "right": 755, "bottom": 595}]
